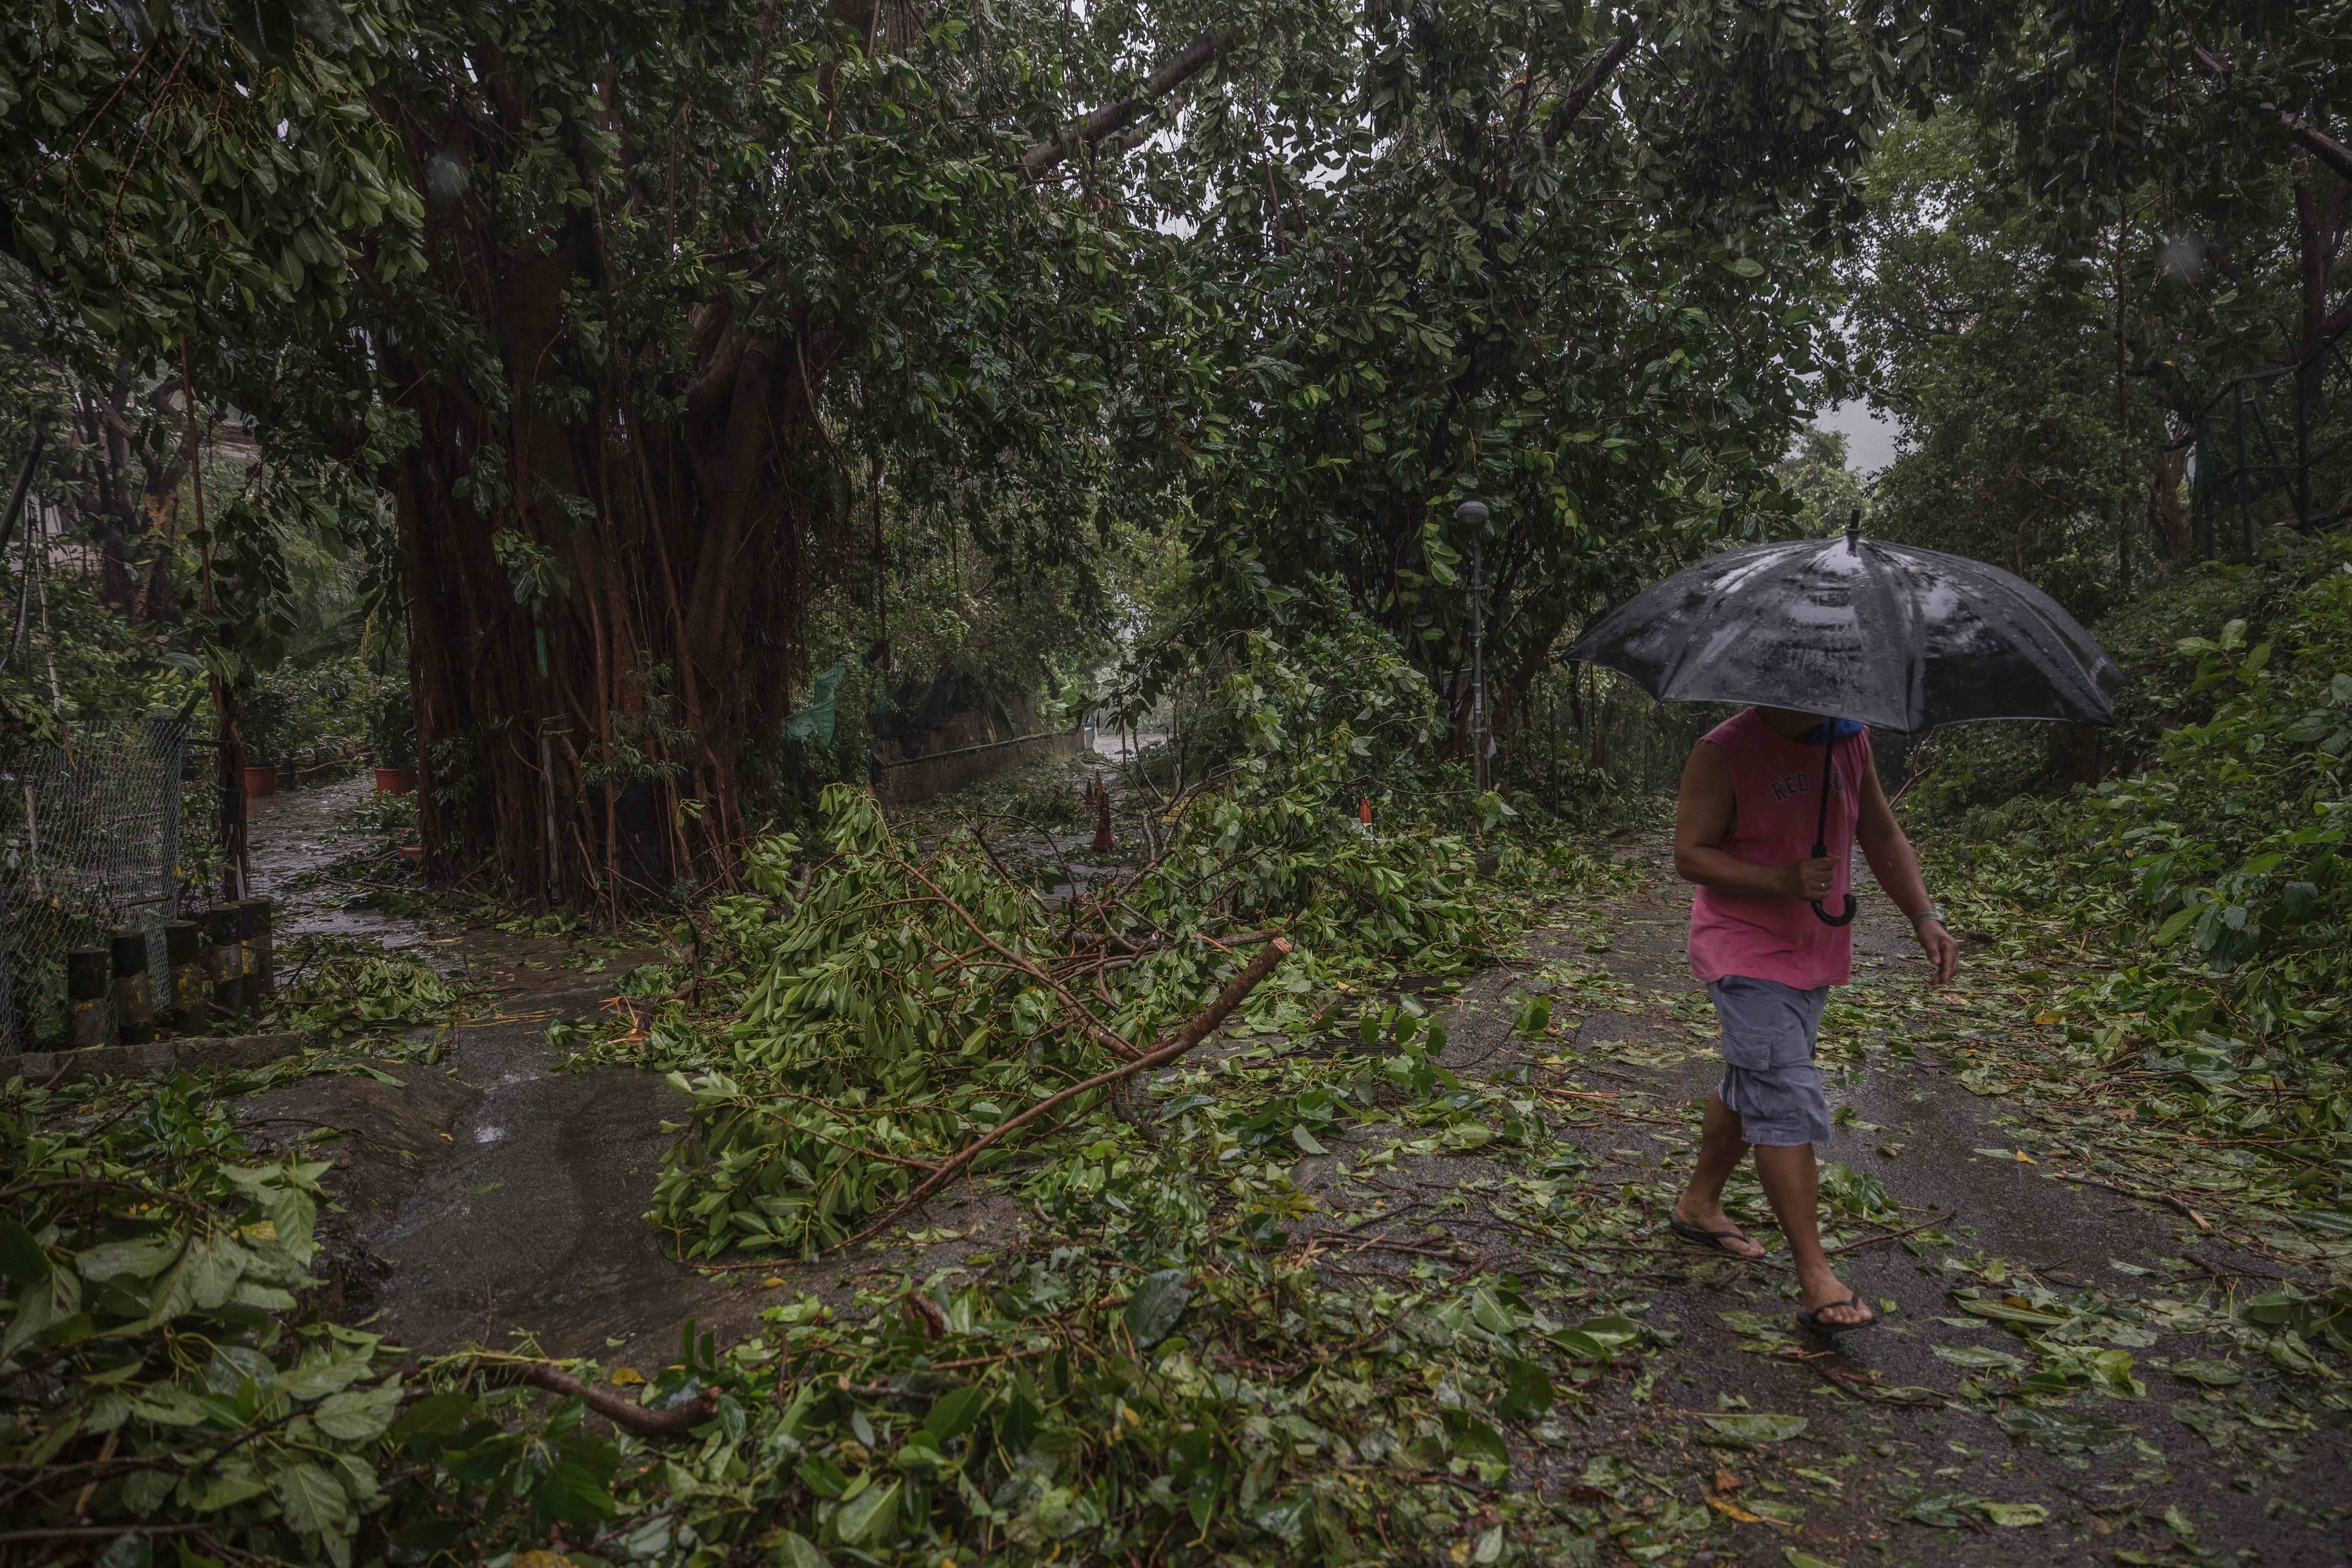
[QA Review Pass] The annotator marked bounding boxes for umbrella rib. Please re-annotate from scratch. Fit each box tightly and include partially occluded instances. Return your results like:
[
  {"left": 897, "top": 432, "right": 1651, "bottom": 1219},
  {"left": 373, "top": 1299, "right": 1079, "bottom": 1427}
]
[{"left": 1860, "top": 539, "right": 1922, "bottom": 731}]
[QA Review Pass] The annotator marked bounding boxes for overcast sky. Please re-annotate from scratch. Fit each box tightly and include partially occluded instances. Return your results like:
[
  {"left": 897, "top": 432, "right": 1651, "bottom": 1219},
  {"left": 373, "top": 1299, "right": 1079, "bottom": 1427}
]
[{"left": 1815, "top": 398, "right": 1903, "bottom": 475}]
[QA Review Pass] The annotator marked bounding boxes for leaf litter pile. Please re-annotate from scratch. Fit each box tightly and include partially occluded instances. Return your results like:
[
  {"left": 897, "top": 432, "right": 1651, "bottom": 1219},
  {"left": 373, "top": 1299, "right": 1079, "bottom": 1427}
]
[{"left": 6, "top": 764, "right": 2350, "bottom": 1566}]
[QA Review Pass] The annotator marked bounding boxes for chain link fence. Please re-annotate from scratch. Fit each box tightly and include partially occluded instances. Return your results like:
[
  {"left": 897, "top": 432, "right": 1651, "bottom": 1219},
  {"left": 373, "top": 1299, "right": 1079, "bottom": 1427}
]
[{"left": 1, "top": 717, "right": 212, "bottom": 1051}]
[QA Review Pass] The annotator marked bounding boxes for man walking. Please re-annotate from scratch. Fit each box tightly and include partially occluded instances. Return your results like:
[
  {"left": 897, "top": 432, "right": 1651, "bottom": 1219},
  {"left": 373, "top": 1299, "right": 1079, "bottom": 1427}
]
[{"left": 1668, "top": 706, "right": 1959, "bottom": 1332}]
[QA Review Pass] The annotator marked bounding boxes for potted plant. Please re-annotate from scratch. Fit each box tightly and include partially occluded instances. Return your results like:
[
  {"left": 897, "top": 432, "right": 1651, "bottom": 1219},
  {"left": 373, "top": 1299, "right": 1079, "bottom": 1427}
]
[
  {"left": 366, "top": 679, "right": 416, "bottom": 794},
  {"left": 235, "top": 679, "right": 289, "bottom": 799}
]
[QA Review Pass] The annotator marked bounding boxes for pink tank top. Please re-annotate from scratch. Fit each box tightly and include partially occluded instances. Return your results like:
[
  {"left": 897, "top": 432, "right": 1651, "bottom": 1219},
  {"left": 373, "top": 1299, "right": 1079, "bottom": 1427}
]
[{"left": 1687, "top": 708, "right": 1872, "bottom": 989}]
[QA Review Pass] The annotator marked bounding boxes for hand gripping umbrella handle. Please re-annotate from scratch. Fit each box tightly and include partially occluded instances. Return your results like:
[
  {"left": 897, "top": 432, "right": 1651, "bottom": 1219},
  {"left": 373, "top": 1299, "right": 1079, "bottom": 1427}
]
[{"left": 1809, "top": 726, "right": 1857, "bottom": 927}]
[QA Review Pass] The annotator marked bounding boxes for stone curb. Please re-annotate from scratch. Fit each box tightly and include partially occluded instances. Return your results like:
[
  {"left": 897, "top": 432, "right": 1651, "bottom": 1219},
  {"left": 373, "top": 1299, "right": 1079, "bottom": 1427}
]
[{"left": 5, "top": 1032, "right": 308, "bottom": 1083}]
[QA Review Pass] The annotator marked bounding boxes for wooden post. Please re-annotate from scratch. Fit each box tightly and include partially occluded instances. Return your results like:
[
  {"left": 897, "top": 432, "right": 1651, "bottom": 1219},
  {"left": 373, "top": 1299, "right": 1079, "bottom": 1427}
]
[
  {"left": 110, "top": 929, "right": 154, "bottom": 1045},
  {"left": 205, "top": 906, "right": 243, "bottom": 1020},
  {"left": 244, "top": 897, "right": 274, "bottom": 1004},
  {"left": 66, "top": 947, "right": 111, "bottom": 1050},
  {"left": 164, "top": 920, "right": 203, "bottom": 1033}
]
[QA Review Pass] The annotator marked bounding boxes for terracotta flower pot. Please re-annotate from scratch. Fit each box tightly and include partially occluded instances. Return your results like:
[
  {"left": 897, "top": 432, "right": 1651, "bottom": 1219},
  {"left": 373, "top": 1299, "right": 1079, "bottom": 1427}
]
[
  {"left": 242, "top": 764, "right": 278, "bottom": 799},
  {"left": 374, "top": 766, "right": 416, "bottom": 796}
]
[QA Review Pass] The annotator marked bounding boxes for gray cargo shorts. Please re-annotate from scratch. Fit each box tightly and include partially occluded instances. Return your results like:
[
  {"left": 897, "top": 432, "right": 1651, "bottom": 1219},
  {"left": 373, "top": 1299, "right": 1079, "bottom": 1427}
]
[{"left": 1708, "top": 975, "right": 1831, "bottom": 1147}]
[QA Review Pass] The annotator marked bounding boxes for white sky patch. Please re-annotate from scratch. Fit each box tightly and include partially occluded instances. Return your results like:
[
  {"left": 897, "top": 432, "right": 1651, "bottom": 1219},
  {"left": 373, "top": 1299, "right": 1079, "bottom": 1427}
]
[{"left": 1814, "top": 399, "right": 1902, "bottom": 474}]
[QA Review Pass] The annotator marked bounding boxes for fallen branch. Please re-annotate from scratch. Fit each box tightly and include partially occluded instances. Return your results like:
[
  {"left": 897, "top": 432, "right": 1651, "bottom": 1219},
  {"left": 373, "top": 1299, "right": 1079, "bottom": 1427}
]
[
  {"left": 1823, "top": 1210, "right": 1952, "bottom": 1257},
  {"left": 484, "top": 1359, "right": 717, "bottom": 1439},
  {"left": 2053, "top": 1172, "right": 2210, "bottom": 1230},
  {"left": 901, "top": 864, "right": 1143, "bottom": 1062},
  {"left": 846, "top": 938, "right": 1292, "bottom": 1246}
]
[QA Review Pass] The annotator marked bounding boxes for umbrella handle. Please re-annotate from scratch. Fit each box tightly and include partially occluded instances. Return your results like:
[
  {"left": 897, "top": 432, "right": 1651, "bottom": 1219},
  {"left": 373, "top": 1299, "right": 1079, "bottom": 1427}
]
[{"left": 1807, "top": 832, "right": 1856, "bottom": 926}]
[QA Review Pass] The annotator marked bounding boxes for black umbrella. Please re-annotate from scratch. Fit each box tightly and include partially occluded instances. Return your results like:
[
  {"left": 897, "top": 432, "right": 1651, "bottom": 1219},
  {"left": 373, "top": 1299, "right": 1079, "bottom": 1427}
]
[{"left": 1566, "top": 517, "right": 2121, "bottom": 924}]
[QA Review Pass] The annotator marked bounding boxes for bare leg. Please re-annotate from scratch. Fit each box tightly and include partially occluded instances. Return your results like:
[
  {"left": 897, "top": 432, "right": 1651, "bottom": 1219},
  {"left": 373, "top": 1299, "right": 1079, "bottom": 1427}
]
[
  {"left": 1672, "top": 1093, "right": 1764, "bottom": 1258},
  {"left": 1751, "top": 1141, "right": 1872, "bottom": 1326}
]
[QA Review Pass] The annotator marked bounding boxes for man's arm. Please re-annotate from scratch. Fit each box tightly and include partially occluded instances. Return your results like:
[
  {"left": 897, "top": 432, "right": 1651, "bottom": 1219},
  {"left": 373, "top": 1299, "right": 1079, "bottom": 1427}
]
[
  {"left": 1672, "top": 740, "right": 1833, "bottom": 901},
  {"left": 1855, "top": 760, "right": 1960, "bottom": 983}
]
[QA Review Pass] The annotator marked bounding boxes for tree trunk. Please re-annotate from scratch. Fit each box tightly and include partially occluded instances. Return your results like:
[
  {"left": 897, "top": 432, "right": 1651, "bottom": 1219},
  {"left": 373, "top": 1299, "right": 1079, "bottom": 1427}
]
[
  {"left": 2147, "top": 446, "right": 2191, "bottom": 563},
  {"left": 385, "top": 241, "right": 845, "bottom": 906},
  {"left": 368, "top": 13, "right": 1241, "bottom": 909}
]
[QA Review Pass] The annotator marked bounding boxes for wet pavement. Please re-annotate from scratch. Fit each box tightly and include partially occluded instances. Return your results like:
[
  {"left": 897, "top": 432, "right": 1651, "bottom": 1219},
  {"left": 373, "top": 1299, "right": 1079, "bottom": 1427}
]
[
  {"left": 245, "top": 774, "right": 434, "bottom": 950},
  {"left": 1377, "top": 842, "right": 2350, "bottom": 1566},
  {"left": 225, "top": 778, "right": 2348, "bottom": 1561},
  {"left": 234, "top": 775, "right": 760, "bottom": 1370}
]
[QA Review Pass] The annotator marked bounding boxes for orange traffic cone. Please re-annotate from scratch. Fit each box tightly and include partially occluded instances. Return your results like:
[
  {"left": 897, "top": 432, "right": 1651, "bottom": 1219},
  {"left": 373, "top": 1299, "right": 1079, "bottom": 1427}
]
[{"left": 1092, "top": 779, "right": 1115, "bottom": 855}]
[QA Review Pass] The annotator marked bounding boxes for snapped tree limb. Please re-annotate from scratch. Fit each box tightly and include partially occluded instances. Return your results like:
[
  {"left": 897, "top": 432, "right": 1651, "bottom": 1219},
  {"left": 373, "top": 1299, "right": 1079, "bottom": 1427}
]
[
  {"left": 1021, "top": 28, "right": 1241, "bottom": 180},
  {"left": 2187, "top": 43, "right": 2352, "bottom": 186},
  {"left": 846, "top": 938, "right": 1292, "bottom": 1246},
  {"left": 491, "top": 1359, "right": 719, "bottom": 1439},
  {"left": 1541, "top": 28, "right": 1639, "bottom": 151}
]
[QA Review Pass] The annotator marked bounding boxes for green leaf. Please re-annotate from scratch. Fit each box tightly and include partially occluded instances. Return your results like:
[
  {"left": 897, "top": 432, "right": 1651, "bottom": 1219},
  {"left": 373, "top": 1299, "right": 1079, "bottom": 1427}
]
[
  {"left": 1726, "top": 256, "right": 1766, "bottom": 278},
  {"left": 313, "top": 1381, "right": 403, "bottom": 1441},
  {"left": 1571, "top": 1315, "right": 1643, "bottom": 1350},
  {"left": 270, "top": 1459, "right": 351, "bottom": 1538},
  {"left": 1123, "top": 1269, "right": 1192, "bottom": 1348},
  {"left": 1931, "top": 1345, "right": 2024, "bottom": 1371},
  {"left": 76, "top": 1235, "right": 184, "bottom": 1283},
  {"left": 771, "top": 1530, "right": 832, "bottom": 1568},
  {"left": 1784, "top": 1551, "right": 1843, "bottom": 1568},
  {"left": 1953, "top": 1294, "right": 2069, "bottom": 1328},
  {"left": 1701, "top": 1413, "right": 1808, "bottom": 1447},
  {"left": 1902, "top": 1490, "right": 1976, "bottom": 1528},
  {"left": 833, "top": 1477, "right": 901, "bottom": 1546},
  {"left": 1994, "top": 1406, "right": 2132, "bottom": 1454},
  {"left": 95, "top": 1528, "right": 151, "bottom": 1568},
  {"left": 389, "top": 1392, "right": 475, "bottom": 1454},
  {"left": 1442, "top": 1411, "right": 1511, "bottom": 1468},
  {"left": 922, "top": 1384, "right": 988, "bottom": 1444},
  {"left": 297, "top": 0, "right": 355, "bottom": 51},
  {"left": 0, "top": 1218, "right": 51, "bottom": 1287},
  {"left": 282, "top": 1352, "right": 372, "bottom": 1400},
  {"left": 2170, "top": 1361, "right": 2242, "bottom": 1387},
  {"left": 529, "top": 1439, "right": 619, "bottom": 1525},
  {"left": 1494, "top": 1356, "right": 1552, "bottom": 1421},
  {"left": 1979, "top": 1501, "right": 2049, "bottom": 1527}
]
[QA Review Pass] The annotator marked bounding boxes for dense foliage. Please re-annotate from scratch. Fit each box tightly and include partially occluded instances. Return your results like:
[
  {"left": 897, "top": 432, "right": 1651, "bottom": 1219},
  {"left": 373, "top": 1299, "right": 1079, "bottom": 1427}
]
[
  {"left": 5, "top": 4, "right": 2352, "bottom": 1565},
  {"left": 1921, "top": 539, "right": 2352, "bottom": 1014},
  {"left": 1856, "top": 2, "right": 2352, "bottom": 619}
]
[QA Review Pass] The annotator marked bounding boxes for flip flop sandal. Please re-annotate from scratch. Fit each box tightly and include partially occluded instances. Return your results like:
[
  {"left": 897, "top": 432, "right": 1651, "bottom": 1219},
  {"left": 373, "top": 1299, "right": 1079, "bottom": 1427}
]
[
  {"left": 1668, "top": 1217, "right": 1762, "bottom": 1258},
  {"left": 1795, "top": 1293, "right": 1878, "bottom": 1336}
]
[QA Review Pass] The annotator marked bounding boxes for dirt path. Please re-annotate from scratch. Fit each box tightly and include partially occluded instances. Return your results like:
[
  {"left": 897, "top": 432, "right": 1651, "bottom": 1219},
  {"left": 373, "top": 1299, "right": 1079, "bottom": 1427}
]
[{"left": 1346, "top": 841, "right": 2348, "bottom": 1566}]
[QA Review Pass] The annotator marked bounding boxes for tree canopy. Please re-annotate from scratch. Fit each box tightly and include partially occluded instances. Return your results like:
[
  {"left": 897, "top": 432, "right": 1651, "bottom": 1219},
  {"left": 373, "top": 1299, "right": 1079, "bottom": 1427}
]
[{"left": 4, "top": 0, "right": 2347, "bottom": 892}]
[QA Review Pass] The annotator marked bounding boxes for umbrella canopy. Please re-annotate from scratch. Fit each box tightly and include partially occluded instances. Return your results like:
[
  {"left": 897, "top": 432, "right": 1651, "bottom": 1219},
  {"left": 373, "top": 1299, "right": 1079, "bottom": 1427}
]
[{"left": 1565, "top": 523, "right": 2121, "bottom": 734}]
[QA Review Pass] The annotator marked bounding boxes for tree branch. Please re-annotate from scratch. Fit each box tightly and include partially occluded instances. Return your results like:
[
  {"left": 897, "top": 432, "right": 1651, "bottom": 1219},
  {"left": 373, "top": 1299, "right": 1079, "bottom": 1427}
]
[
  {"left": 1021, "top": 28, "right": 1241, "bottom": 180},
  {"left": 1541, "top": 28, "right": 1639, "bottom": 151},
  {"left": 482, "top": 1358, "right": 717, "bottom": 1438},
  {"left": 2187, "top": 42, "right": 2352, "bottom": 185},
  {"left": 846, "top": 938, "right": 1291, "bottom": 1245}
]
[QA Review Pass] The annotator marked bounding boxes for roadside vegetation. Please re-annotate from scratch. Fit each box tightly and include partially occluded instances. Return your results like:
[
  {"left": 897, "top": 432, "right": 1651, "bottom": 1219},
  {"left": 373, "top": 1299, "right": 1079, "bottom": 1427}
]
[{"left": 3, "top": 1, "right": 2349, "bottom": 1564}]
